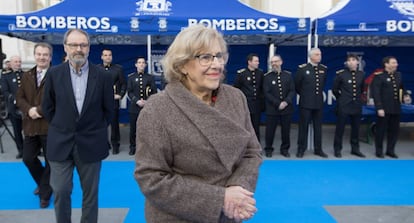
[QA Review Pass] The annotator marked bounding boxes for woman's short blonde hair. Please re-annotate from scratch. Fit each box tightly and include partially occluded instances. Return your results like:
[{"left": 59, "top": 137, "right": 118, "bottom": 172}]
[{"left": 162, "top": 25, "right": 228, "bottom": 83}]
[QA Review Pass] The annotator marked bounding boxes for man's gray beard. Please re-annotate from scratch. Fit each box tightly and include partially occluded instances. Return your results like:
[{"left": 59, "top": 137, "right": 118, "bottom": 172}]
[{"left": 71, "top": 56, "right": 87, "bottom": 67}]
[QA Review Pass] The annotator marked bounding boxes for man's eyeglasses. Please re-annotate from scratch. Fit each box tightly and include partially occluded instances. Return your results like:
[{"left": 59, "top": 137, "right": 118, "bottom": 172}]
[
  {"left": 65, "top": 43, "right": 89, "bottom": 49},
  {"left": 195, "top": 53, "right": 226, "bottom": 66}
]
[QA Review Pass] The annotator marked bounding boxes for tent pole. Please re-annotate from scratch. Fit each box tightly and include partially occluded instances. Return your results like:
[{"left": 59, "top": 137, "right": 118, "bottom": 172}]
[{"left": 147, "top": 35, "right": 152, "bottom": 73}]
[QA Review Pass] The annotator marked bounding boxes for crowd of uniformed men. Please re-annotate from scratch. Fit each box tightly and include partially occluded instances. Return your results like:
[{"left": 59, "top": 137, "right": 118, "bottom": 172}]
[
  {"left": 0, "top": 47, "right": 410, "bottom": 163},
  {"left": 233, "top": 49, "right": 410, "bottom": 159}
]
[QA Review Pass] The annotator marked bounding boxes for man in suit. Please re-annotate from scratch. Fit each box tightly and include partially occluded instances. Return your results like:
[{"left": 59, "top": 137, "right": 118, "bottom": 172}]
[
  {"left": 295, "top": 48, "right": 328, "bottom": 158},
  {"left": 16, "top": 42, "right": 53, "bottom": 208},
  {"left": 233, "top": 53, "right": 264, "bottom": 142},
  {"left": 0, "top": 55, "right": 24, "bottom": 159},
  {"left": 371, "top": 56, "right": 410, "bottom": 159},
  {"left": 98, "top": 49, "right": 126, "bottom": 154},
  {"left": 127, "top": 57, "right": 157, "bottom": 155},
  {"left": 332, "top": 54, "right": 366, "bottom": 158},
  {"left": 263, "top": 55, "right": 295, "bottom": 158},
  {"left": 42, "top": 29, "right": 113, "bottom": 223}
]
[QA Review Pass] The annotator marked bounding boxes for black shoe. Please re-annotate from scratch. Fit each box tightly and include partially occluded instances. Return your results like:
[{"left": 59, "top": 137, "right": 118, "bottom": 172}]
[
  {"left": 16, "top": 152, "right": 23, "bottom": 159},
  {"left": 40, "top": 199, "right": 50, "bottom": 208},
  {"left": 385, "top": 152, "right": 398, "bottom": 159},
  {"left": 112, "top": 146, "right": 120, "bottom": 155},
  {"left": 351, "top": 151, "right": 366, "bottom": 158},
  {"left": 280, "top": 151, "right": 290, "bottom": 158},
  {"left": 296, "top": 151, "right": 304, "bottom": 158},
  {"left": 129, "top": 149, "right": 136, "bottom": 156},
  {"left": 314, "top": 151, "right": 328, "bottom": 158},
  {"left": 376, "top": 153, "right": 384, "bottom": 158},
  {"left": 334, "top": 151, "right": 342, "bottom": 158},
  {"left": 265, "top": 151, "right": 273, "bottom": 158}
]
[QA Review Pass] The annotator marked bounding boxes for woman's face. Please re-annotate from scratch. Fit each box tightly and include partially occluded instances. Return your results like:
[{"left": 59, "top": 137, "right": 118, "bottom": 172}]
[{"left": 182, "top": 41, "right": 225, "bottom": 95}]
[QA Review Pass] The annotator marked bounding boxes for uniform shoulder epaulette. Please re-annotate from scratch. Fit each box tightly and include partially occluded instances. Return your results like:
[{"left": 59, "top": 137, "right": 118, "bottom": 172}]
[
  {"left": 320, "top": 64, "right": 327, "bottom": 69},
  {"left": 264, "top": 71, "right": 272, "bottom": 76},
  {"left": 336, "top": 69, "right": 345, "bottom": 75},
  {"left": 283, "top": 70, "right": 291, "bottom": 74},
  {"left": 374, "top": 71, "right": 382, "bottom": 75},
  {"left": 237, "top": 68, "right": 245, "bottom": 73},
  {"left": 298, "top": 63, "right": 307, "bottom": 68},
  {"left": 1, "top": 69, "right": 12, "bottom": 75},
  {"left": 127, "top": 72, "right": 135, "bottom": 77}
]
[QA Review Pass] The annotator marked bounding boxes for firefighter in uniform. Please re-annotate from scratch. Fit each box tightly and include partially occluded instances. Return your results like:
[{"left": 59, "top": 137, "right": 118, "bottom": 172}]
[
  {"left": 127, "top": 57, "right": 157, "bottom": 155},
  {"left": 332, "top": 54, "right": 366, "bottom": 158},
  {"left": 98, "top": 49, "right": 126, "bottom": 155},
  {"left": 0, "top": 55, "right": 24, "bottom": 159},
  {"left": 233, "top": 53, "right": 264, "bottom": 142},
  {"left": 371, "top": 56, "right": 410, "bottom": 159},
  {"left": 263, "top": 55, "right": 295, "bottom": 158},
  {"left": 294, "top": 48, "right": 328, "bottom": 158}
]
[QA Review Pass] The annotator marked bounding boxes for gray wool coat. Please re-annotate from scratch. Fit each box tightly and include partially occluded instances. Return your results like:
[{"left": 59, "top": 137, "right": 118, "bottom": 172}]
[{"left": 134, "top": 82, "right": 263, "bottom": 223}]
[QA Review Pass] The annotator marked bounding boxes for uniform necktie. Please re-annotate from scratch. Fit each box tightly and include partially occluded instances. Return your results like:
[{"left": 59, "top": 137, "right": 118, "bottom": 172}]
[{"left": 37, "top": 70, "right": 42, "bottom": 87}]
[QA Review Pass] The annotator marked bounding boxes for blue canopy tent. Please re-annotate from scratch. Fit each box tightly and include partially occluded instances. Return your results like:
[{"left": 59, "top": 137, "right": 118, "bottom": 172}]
[{"left": 0, "top": 0, "right": 311, "bottom": 123}]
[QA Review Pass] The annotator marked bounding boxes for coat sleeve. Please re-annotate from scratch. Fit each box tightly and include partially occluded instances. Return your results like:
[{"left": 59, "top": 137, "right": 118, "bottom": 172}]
[
  {"left": 15, "top": 75, "right": 32, "bottom": 116},
  {"left": 117, "top": 66, "right": 127, "bottom": 98},
  {"left": 42, "top": 70, "right": 55, "bottom": 122},
  {"left": 371, "top": 76, "right": 383, "bottom": 110},
  {"left": 294, "top": 68, "right": 303, "bottom": 95},
  {"left": 285, "top": 76, "right": 296, "bottom": 104},
  {"left": 134, "top": 101, "right": 226, "bottom": 223},
  {"left": 332, "top": 74, "right": 341, "bottom": 98},
  {"left": 127, "top": 77, "right": 139, "bottom": 105},
  {"left": 224, "top": 91, "right": 262, "bottom": 192},
  {"left": 103, "top": 71, "right": 114, "bottom": 125}
]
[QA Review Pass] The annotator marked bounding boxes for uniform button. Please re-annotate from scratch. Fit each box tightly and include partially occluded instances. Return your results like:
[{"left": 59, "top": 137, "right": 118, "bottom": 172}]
[
  {"left": 254, "top": 93, "right": 257, "bottom": 96},
  {"left": 140, "top": 94, "right": 144, "bottom": 97},
  {"left": 316, "top": 92, "right": 319, "bottom": 94},
  {"left": 316, "top": 83, "right": 319, "bottom": 86},
  {"left": 353, "top": 93, "right": 356, "bottom": 96},
  {"left": 353, "top": 84, "right": 356, "bottom": 87},
  {"left": 353, "top": 98, "right": 356, "bottom": 101},
  {"left": 253, "top": 88, "right": 256, "bottom": 91},
  {"left": 394, "top": 97, "right": 398, "bottom": 100}
]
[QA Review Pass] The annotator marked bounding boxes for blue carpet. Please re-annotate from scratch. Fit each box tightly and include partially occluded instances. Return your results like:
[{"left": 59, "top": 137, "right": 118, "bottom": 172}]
[{"left": 1, "top": 160, "right": 413, "bottom": 222}]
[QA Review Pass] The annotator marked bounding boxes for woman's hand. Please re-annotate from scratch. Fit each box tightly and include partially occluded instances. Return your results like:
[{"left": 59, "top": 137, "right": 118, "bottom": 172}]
[{"left": 223, "top": 186, "right": 257, "bottom": 221}]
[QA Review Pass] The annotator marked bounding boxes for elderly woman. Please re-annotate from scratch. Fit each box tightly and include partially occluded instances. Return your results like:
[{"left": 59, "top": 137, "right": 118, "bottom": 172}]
[{"left": 134, "top": 25, "right": 263, "bottom": 223}]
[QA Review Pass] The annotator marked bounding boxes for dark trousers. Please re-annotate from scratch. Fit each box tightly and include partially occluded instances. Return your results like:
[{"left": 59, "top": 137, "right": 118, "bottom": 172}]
[
  {"left": 265, "top": 114, "right": 292, "bottom": 152},
  {"left": 9, "top": 115, "right": 23, "bottom": 153},
  {"left": 129, "top": 112, "right": 140, "bottom": 149},
  {"left": 375, "top": 113, "right": 400, "bottom": 155},
  {"left": 22, "top": 135, "right": 52, "bottom": 200},
  {"left": 297, "top": 108, "right": 323, "bottom": 152},
  {"left": 250, "top": 112, "right": 261, "bottom": 142},
  {"left": 49, "top": 146, "right": 102, "bottom": 223},
  {"left": 333, "top": 112, "right": 361, "bottom": 152},
  {"left": 110, "top": 104, "right": 120, "bottom": 148}
]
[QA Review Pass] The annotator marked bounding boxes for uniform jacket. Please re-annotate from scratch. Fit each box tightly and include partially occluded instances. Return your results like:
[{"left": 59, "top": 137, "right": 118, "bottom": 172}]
[
  {"left": 233, "top": 68, "right": 264, "bottom": 114},
  {"left": 16, "top": 66, "right": 49, "bottom": 136},
  {"left": 42, "top": 62, "right": 114, "bottom": 163},
  {"left": 134, "top": 82, "right": 263, "bottom": 223},
  {"left": 97, "top": 63, "right": 126, "bottom": 107},
  {"left": 127, "top": 72, "right": 157, "bottom": 114},
  {"left": 332, "top": 68, "right": 365, "bottom": 115},
  {"left": 371, "top": 70, "right": 406, "bottom": 114},
  {"left": 0, "top": 69, "right": 24, "bottom": 118},
  {"left": 263, "top": 70, "right": 295, "bottom": 115},
  {"left": 294, "top": 63, "right": 327, "bottom": 109}
]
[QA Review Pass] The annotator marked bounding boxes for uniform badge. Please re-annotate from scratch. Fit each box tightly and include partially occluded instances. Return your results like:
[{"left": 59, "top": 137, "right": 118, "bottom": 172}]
[
  {"left": 247, "top": 77, "right": 251, "bottom": 81},
  {"left": 387, "top": 78, "right": 391, "bottom": 82},
  {"left": 348, "top": 80, "right": 352, "bottom": 84},
  {"left": 135, "top": 78, "right": 139, "bottom": 82},
  {"left": 272, "top": 80, "right": 276, "bottom": 85},
  {"left": 306, "top": 70, "right": 310, "bottom": 75},
  {"left": 12, "top": 78, "right": 16, "bottom": 82}
]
